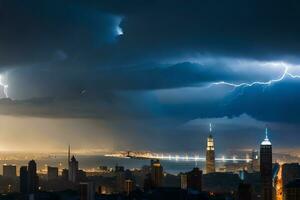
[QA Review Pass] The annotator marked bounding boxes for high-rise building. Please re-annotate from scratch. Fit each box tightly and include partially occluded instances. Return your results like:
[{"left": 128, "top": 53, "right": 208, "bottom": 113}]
[
  {"left": 80, "top": 182, "right": 95, "bottom": 200},
  {"left": 125, "top": 179, "right": 134, "bottom": 195},
  {"left": 117, "top": 173, "right": 126, "bottom": 193},
  {"left": 62, "top": 168, "right": 69, "bottom": 181},
  {"left": 250, "top": 150, "right": 259, "bottom": 172},
  {"left": 206, "top": 123, "right": 215, "bottom": 174},
  {"left": 283, "top": 179, "right": 300, "bottom": 200},
  {"left": 77, "top": 169, "right": 87, "bottom": 182},
  {"left": 150, "top": 159, "right": 163, "bottom": 188},
  {"left": 237, "top": 183, "right": 252, "bottom": 200},
  {"left": 282, "top": 163, "right": 300, "bottom": 189},
  {"left": 68, "top": 145, "right": 79, "bottom": 183},
  {"left": 116, "top": 168, "right": 134, "bottom": 193},
  {"left": 3, "top": 164, "right": 16, "bottom": 179},
  {"left": 143, "top": 173, "right": 152, "bottom": 191},
  {"left": 115, "top": 165, "right": 125, "bottom": 192},
  {"left": 47, "top": 166, "right": 58, "bottom": 180},
  {"left": 69, "top": 156, "right": 79, "bottom": 183},
  {"left": 180, "top": 174, "right": 187, "bottom": 189},
  {"left": 20, "top": 166, "right": 28, "bottom": 194},
  {"left": 28, "top": 160, "right": 39, "bottom": 194},
  {"left": 186, "top": 167, "right": 202, "bottom": 192},
  {"left": 260, "top": 128, "right": 272, "bottom": 200},
  {"left": 115, "top": 165, "right": 125, "bottom": 172}
]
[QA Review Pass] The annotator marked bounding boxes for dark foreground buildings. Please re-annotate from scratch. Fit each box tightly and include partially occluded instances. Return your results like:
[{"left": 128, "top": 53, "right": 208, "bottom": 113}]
[
  {"left": 19, "top": 160, "right": 39, "bottom": 195},
  {"left": 282, "top": 163, "right": 300, "bottom": 189},
  {"left": 19, "top": 166, "right": 28, "bottom": 194},
  {"left": 3, "top": 164, "right": 16, "bottom": 179},
  {"left": 186, "top": 167, "right": 202, "bottom": 192},
  {"left": 28, "top": 160, "right": 39, "bottom": 194},
  {"left": 284, "top": 179, "right": 300, "bottom": 200},
  {"left": 47, "top": 166, "right": 58, "bottom": 180},
  {"left": 237, "top": 182, "right": 252, "bottom": 200}
]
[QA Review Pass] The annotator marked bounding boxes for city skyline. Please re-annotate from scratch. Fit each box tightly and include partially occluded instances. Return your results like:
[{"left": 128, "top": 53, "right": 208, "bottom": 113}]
[{"left": 0, "top": 130, "right": 282, "bottom": 200}]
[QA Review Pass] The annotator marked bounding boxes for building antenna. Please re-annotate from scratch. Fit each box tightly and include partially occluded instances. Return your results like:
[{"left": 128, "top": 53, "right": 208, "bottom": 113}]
[
  {"left": 209, "top": 123, "right": 212, "bottom": 132},
  {"left": 68, "top": 144, "right": 70, "bottom": 163}
]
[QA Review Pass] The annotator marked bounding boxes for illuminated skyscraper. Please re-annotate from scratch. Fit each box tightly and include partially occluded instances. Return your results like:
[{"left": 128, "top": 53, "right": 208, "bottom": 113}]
[
  {"left": 150, "top": 159, "right": 163, "bottom": 188},
  {"left": 125, "top": 179, "right": 134, "bottom": 195},
  {"left": 206, "top": 123, "right": 215, "bottom": 174},
  {"left": 260, "top": 128, "right": 272, "bottom": 200},
  {"left": 181, "top": 174, "right": 187, "bottom": 189}
]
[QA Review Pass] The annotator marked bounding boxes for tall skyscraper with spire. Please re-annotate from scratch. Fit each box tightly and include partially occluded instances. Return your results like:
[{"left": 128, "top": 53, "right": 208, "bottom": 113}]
[
  {"left": 260, "top": 128, "right": 272, "bottom": 200},
  {"left": 68, "top": 145, "right": 79, "bottom": 183},
  {"left": 206, "top": 123, "right": 215, "bottom": 174}
]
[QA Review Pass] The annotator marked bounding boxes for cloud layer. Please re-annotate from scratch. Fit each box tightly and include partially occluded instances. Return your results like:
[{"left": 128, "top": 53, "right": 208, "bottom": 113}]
[{"left": 0, "top": 0, "right": 300, "bottom": 150}]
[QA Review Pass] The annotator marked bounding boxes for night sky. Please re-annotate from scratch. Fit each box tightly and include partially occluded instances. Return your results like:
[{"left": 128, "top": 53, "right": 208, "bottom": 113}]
[{"left": 0, "top": 0, "right": 299, "bottom": 153}]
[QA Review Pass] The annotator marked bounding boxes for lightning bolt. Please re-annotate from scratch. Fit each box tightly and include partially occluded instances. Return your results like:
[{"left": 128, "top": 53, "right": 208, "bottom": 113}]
[
  {"left": 209, "top": 62, "right": 300, "bottom": 89},
  {"left": 0, "top": 75, "right": 8, "bottom": 98}
]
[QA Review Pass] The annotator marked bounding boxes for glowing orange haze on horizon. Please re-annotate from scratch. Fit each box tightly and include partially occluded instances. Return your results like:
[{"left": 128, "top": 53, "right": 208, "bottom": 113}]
[{"left": 0, "top": 115, "right": 115, "bottom": 152}]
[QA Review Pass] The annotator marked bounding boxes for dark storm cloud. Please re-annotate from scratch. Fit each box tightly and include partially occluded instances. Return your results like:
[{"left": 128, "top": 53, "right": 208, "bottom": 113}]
[
  {"left": 0, "top": 0, "right": 299, "bottom": 126},
  {"left": 0, "top": 0, "right": 121, "bottom": 66},
  {"left": 150, "top": 77, "right": 300, "bottom": 123},
  {"left": 86, "top": 0, "right": 300, "bottom": 64},
  {"left": 224, "top": 77, "right": 300, "bottom": 123},
  {"left": 7, "top": 61, "right": 283, "bottom": 99},
  {"left": 2, "top": 0, "right": 300, "bottom": 68}
]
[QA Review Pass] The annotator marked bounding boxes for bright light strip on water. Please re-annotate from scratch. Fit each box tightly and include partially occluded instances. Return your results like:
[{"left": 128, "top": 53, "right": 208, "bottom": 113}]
[
  {"left": 150, "top": 154, "right": 251, "bottom": 162},
  {"left": 209, "top": 62, "right": 300, "bottom": 88},
  {"left": 105, "top": 154, "right": 252, "bottom": 162}
]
